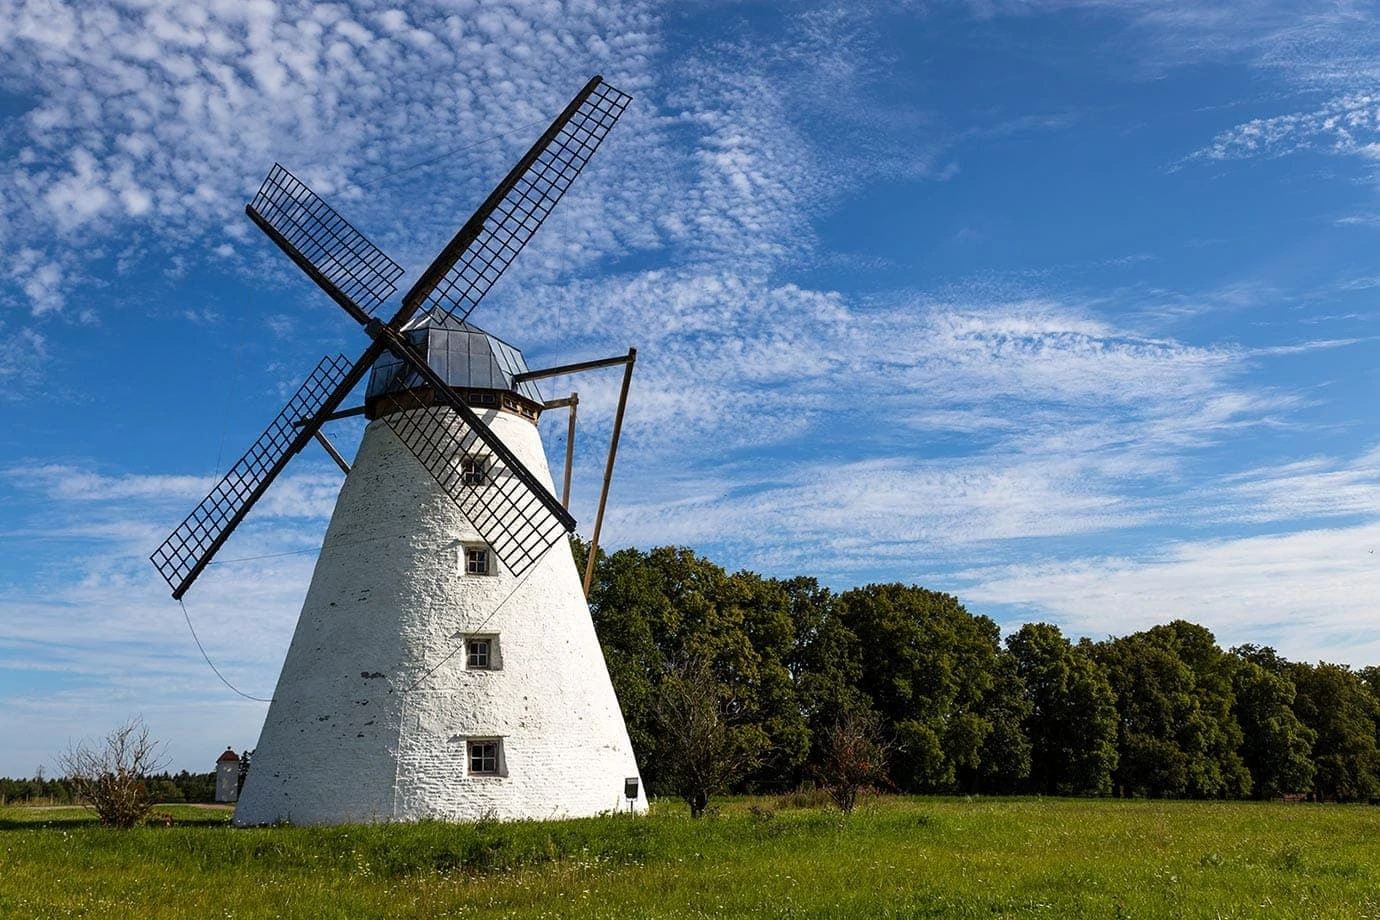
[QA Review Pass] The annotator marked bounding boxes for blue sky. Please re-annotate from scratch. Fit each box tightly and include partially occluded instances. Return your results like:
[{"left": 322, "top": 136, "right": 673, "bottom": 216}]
[{"left": 1, "top": 0, "right": 1378, "bottom": 775}]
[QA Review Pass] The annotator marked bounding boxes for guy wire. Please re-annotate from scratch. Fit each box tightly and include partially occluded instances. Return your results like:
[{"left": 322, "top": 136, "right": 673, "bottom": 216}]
[
  {"left": 178, "top": 598, "right": 273, "bottom": 703},
  {"left": 185, "top": 536, "right": 559, "bottom": 700}
]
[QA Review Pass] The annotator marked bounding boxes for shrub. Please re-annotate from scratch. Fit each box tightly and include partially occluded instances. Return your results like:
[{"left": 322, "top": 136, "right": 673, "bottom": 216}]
[
  {"left": 815, "top": 709, "right": 892, "bottom": 813},
  {"left": 58, "top": 717, "right": 168, "bottom": 829}
]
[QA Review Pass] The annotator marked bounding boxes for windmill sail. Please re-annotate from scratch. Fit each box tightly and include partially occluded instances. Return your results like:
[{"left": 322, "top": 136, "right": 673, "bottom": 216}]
[
  {"left": 248, "top": 164, "right": 405, "bottom": 318},
  {"left": 150, "top": 354, "right": 355, "bottom": 598},
  {"left": 374, "top": 396, "right": 570, "bottom": 578},
  {"left": 399, "top": 76, "right": 632, "bottom": 327},
  {"left": 157, "top": 77, "right": 631, "bottom": 599}
]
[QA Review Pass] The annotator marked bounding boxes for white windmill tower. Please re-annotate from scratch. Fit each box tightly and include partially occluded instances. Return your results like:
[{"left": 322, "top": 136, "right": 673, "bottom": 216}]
[{"left": 151, "top": 78, "right": 647, "bottom": 825}]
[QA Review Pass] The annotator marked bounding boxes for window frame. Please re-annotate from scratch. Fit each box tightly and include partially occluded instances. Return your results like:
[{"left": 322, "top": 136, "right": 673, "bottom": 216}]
[
  {"left": 464, "top": 546, "right": 493, "bottom": 576},
  {"left": 467, "top": 637, "right": 491, "bottom": 669},
  {"left": 461, "top": 633, "right": 501, "bottom": 671},
  {"left": 459, "top": 455, "right": 487, "bottom": 487},
  {"left": 467, "top": 739, "right": 502, "bottom": 776}
]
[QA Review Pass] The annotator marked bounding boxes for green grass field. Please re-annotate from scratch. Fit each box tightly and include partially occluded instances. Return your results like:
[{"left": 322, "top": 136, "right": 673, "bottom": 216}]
[{"left": 1, "top": 797, "right": 1376, "bottom": 919}]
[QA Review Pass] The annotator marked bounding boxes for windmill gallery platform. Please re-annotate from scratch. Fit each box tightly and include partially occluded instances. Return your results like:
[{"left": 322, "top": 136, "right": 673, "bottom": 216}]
[{"left": 233, "top": 317, "right": 646, "bottom": 826}]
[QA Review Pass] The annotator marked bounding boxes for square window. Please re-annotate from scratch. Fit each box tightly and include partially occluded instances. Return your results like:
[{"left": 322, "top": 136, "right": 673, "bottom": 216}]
[
  {"left": 469, "top": 740, "right": 499, "bottom": 775},
  {"left": 460, "top": 456, "right": 486, "bottom": 486},
  {"left": 466, "top": 547, "right": 490, "bottom": 575},
  {"left": 467, "top": 638, "right": 491, "bottom": 669}
]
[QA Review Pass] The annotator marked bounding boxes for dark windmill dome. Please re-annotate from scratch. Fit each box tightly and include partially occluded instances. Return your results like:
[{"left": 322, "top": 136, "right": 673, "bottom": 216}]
[{"left": 365, "top": 311, "right": 544, "bottom": 421}]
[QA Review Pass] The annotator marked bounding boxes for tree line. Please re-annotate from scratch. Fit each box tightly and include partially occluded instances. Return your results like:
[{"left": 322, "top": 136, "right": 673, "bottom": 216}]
[
  {"left": 7, "top": 543, "right": 1374, "bottom": 814},
  {"left": 0, "top": 770, "right": 217, "bottom": 806},
  {"left": 582, "top": 544, "right": 1380, "bottom": 806}
]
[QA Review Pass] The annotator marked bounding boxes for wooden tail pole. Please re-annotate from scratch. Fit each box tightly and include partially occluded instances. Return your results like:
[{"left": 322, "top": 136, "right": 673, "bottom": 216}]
[
  {"left": 582, "top": 348, "right": 636, "bottom": 597},
  {"left": 313, "top": 430, "right": 352, "bottom": 475},
  {"left": 540, "top": 393, "right": 581, "bottom": 509},
  {"left": 563, "top": 393, "right": 578, "bottom": 510}
]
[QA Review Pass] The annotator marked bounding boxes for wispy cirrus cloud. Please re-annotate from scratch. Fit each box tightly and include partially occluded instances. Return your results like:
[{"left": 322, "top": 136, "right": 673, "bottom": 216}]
[
  {"left": 0, "top": 323, "right": 46, "bottom": 385},
  {"left": 1210, "top": 446, "right": 1380, "bottom": 524},
  {"left": 963, "top": 0, "right": 1380, "bottom": 88},
  {"left": 528, "top": 281, "right": 1362, "bottom": 579}
]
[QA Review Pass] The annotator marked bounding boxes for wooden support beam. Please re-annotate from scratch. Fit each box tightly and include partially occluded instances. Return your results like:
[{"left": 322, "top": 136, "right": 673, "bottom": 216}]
[
  {"left": 583, "top": 349, "right": 635, "bottom": 597},
  {"left": 562, "top": 393, "right": 578, "bottom": 510},
  {"left": 515, "top": 352, "right": 632, "bottom": 383},
  {"left": 313, "top": 430, "right": 351, "bottom": 475}
]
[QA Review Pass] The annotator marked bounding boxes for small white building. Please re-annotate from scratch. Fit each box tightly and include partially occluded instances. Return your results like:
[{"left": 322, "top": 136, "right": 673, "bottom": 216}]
[
  {"left": 214, "top": 748, "right": 240, "bottom": 803},
  {"left": 233, "top": 316, "right": 646, "bottom": 826}
]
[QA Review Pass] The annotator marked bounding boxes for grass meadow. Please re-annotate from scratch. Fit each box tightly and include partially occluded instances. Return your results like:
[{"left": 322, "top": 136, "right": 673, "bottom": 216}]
[{"left": 1, "top": 796, "right": 1377, "bottom": 919}]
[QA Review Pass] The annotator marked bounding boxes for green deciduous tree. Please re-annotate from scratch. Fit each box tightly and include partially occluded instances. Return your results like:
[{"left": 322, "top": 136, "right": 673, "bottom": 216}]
[
  {"left": 1146, "top": 622, "right": 1251, "bottom": 798},
  {"left": 974, "top": 648, "right": 1033, "bottom": 794},
  {"left": 1007, "top": 623, "right": 1117, "bottom": 795},
  {"left": 838, "top": 584, "right": 1001, "bottom": 792},
  {"left": 586, "top": 546, "right": 807, "bottom": 795},
  {"left": 1092, "top": 623, "right": 1249, "bottom": 799},
  {"left": 1230, "top": 657, "right": 1315, "bottom": 798},
  {"left": 1288, "top": 661, "right": 1380, "bottom": 802}
]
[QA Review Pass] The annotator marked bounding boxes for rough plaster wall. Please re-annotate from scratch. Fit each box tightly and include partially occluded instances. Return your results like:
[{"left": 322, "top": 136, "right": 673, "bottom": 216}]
[{"left": 234, "top": 408, "right": 646, "bottom": 826}]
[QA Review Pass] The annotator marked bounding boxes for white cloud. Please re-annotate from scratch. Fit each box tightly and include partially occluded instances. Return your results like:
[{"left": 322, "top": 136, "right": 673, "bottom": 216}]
[
  {"left": 0, "top": 0, "right": 662, "bottom": 315},
  {"left": 963, "top": 0, "right": 1380, "bottom": 90},
  {"left": 1211, "top": 446, "right": 1380, "bottom": 523},
  {"left": 1190, "top": 94, "right": 1380, "bottom": 164},
  {"left": 960, "top": 522, "right": 1380, "bottom": 666},
  {"left": 0, "top": 324, "right": 46, "bottom": 384},
  {"left": 6, "top": 249, "right": 65, "bottom": 315}
]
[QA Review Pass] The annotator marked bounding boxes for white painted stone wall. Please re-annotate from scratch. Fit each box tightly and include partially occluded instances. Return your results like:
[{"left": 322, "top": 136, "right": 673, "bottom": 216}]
[{"left": 234, "top": 407, "right": 646, "bottom": 825}]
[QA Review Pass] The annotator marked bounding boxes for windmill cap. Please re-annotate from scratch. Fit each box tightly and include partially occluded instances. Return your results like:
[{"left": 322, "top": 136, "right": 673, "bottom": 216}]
[
  {"left": 365, "top": 312, "right": 543, "bottom": 405},
  {"left": 217, "top": 748, "right": 240, "bottom": 763}
]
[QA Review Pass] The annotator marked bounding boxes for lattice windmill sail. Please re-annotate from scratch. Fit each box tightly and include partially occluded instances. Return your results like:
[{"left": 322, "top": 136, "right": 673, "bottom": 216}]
[
  {"left": 152, "top": 76, "right": 629, "bottom": 599},
  {"left": 154, "top": 76, "right": 647, "bottom": 825}
]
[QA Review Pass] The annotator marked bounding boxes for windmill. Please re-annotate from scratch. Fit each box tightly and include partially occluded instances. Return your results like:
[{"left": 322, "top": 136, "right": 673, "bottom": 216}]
[{"left": 150, "top": 76, "right": 647, "bottom": 825}]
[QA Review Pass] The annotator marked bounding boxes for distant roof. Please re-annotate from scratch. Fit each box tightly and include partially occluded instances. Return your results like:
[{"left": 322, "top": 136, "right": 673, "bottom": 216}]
[
  {"left": 365, "top": 311, "right": 542, "bottom": 404},
  {"left": 217, "top": 748, "right": 240, "bottom": 763}
]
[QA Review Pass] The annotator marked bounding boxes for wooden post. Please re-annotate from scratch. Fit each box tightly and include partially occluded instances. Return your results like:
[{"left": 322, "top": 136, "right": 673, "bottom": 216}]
[
  {"left": 582, "top": 348, "right": 636, "bottom": 597},
  {"left": 313, "top": 430, "right": 351, "bottom": 475},
  {"left": 539, "top": 393, "right": 580, "bottom": 509},
  {"left": 563, "top": 393, "right": 578, "bottom": 510}
]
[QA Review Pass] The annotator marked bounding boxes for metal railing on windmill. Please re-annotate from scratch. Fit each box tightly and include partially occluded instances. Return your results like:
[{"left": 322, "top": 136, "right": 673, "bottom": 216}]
[{"left": 151, "top": 75, "right": 636, "bottom": 607}]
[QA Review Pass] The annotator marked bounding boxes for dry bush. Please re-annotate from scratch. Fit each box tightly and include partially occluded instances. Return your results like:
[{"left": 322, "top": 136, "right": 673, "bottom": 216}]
[{"left": 58, "top": 717, "right": 168, "bottom": 828}]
